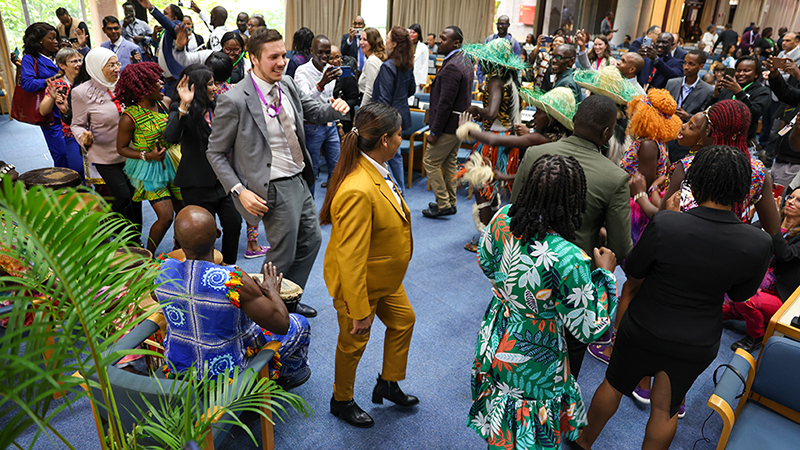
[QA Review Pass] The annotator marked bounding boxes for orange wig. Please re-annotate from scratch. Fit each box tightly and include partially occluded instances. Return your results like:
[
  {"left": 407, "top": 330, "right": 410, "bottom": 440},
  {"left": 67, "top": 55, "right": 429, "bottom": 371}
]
[{"left": 626, "top": 89, "right": 682, "bottom": 143}]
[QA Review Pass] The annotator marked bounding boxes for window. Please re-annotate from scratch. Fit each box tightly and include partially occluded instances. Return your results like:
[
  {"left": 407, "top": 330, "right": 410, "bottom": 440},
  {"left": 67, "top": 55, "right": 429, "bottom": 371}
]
[
  {"left": 1, "top": 0, "right": 92, "bottom": 52},
  {"left": 360, "top": 0, "right": 388, "bottom": 38}
]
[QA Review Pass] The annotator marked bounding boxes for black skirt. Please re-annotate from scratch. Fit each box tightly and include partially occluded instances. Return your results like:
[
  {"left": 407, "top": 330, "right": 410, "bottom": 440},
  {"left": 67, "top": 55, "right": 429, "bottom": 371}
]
[{"left": 605, "top": 314, "right": 720, "bottom": 418}]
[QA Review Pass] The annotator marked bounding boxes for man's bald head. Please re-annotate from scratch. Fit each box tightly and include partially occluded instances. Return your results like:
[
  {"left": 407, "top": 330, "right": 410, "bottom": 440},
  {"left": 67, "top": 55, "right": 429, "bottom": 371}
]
[
  {"left": 617, "top": 51, "right": 644, "bottom": 78},
  {"left": 174, "top": 206, "right": 218, "bottom": 256},
  {"left": 210, "top": 6, "right": 227, "bottom": 27}
]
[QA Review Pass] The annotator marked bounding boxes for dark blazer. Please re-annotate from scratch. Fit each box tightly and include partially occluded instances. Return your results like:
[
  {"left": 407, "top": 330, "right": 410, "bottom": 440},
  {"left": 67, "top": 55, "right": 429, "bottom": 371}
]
[
  {"left": 629, "top": 36, "right": 645, "bottom": 54},
  {"left": 340, "top": 33, "right": 359, "bottom": 59},
  {"left": 766, "top": 72, "right": 800, "bottom": 165},
  {"left": 708, "top": 81, "right": 771, "bottom": 141},
  {"left": 333, "top": 56, "right": 361, "bottom": 127},
  {"left": 625, "top": 207, "right": 772, "bottom": 347},
  {"left": 428, "top": 50, "right": 473, "bottom": 136},
  {"left": 372, "top": 59, "right": 416, "bottom": 131},
  {"left": 511, "top": 135, "right": 633, "bottom": 260},
  {"left": 164, "top": 102, "right": 217, "bottom": 188},
  {"left": 772, "top": 231, "right": 800, "bottom": 301},
  {"left": 666, "top": 77, "right": 714, "bottom": 118},
  {"left": 638, "top": 53, "right": 684, "bottom": 89},
  {"left": 206, "top": 73, "right": 344, "bottom": 224},
  {"left": 714, "top": 29, "right": 739, "bottom": 53},
  {"left": 553, "top": 68, "right": 582, "bottom": 104},
  {"left": 672, "top": 46, "right": 688, "bottom": 60}
]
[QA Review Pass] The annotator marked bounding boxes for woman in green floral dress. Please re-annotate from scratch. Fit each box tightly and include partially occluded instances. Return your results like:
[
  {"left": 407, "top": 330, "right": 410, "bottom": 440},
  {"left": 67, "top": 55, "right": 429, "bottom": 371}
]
[{"left": 468, "top": 154, "right": 619, "bottom": 449}]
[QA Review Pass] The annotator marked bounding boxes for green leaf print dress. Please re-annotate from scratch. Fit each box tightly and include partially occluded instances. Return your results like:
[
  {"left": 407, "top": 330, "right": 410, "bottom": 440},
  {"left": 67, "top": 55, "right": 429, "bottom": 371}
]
[{"left": 468, "top": 205, "right": 618, "bottom": 449}]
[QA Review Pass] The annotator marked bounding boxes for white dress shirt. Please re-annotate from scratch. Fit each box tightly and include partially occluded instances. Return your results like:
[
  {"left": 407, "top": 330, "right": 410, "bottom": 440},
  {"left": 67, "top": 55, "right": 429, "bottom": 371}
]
[
  {"left": 361, "top": 151, "right": 404, "bottom": 216},
  {"left": 251, "top": 73, "right": 304, "bottom": 180},
  {"left": 294, "top": 59, "right": 334, "bottom": 102},
  {"left": 413, "top": 41, "right": 429, "bottom": 90}
]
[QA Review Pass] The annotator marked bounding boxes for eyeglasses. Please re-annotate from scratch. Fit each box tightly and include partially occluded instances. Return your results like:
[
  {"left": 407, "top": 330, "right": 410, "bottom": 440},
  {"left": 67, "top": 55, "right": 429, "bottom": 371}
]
[
  {"left": 787, "top": 195, "right": 800, "bottom": 203},
  {"left": 105, "top": 62, "right": 122, "bottom": 69},
  {"left": 551, "top": 55, "right": 569, "bottom": 61},
  {"left": 68, "top": 58, "right": 83, "bottom": 65},
  {"left": 223, "top": 47, "right": 242, "bottom": 55}
]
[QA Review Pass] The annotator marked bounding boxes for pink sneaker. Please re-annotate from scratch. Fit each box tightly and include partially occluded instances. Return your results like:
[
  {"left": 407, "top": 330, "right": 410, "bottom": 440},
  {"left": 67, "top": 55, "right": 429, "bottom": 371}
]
[{"left": 245, "top": 245, "right": 270, "bottom": 259}]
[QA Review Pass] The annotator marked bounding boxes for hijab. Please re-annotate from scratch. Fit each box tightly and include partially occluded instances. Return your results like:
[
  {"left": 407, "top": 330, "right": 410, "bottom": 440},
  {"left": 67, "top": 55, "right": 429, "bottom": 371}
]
[{"left": 85, "top": 47, "right": 117, "bottom": 90}]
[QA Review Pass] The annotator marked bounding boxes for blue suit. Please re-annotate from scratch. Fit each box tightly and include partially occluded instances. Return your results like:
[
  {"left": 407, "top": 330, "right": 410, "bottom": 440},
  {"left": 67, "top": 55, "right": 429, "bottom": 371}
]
[
  {"left": 101, "top": 38, "right": 141, "bottom": 69},
  {"left": 148, "top": 7, "right": 184, "bottom": 95},
  {"left": 638, "top": 53, "right": 684, "bottom": 90}
]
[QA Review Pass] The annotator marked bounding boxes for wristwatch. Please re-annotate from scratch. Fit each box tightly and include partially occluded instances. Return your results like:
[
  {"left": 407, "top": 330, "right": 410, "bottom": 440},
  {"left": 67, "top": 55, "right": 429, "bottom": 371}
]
[{"left": 231, "top": 184, "right": 244, "bottom": 197}]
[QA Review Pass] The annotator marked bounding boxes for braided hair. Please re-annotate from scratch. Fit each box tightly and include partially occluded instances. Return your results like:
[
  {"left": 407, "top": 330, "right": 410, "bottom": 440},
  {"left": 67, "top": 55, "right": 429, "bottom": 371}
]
[
  {"left": 686, "top": 145, "right": 751, "bottom": 206},
  {"left": 706, "top": 99, "right": 750, "bottom": 154},
  {"left": 508, "top": 154, "right": 587, "bottom": 243}
]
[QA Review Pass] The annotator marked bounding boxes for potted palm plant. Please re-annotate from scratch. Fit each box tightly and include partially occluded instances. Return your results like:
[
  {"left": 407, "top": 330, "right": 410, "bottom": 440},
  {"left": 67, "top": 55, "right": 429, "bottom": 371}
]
[{"left": 0, "top": 178, "right": 309, "bottom": 450}]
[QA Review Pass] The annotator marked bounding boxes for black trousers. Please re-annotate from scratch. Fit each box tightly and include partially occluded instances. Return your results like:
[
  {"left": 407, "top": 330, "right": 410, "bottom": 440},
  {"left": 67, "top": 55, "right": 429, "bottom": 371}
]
[
  {"left": 94, "top": 162, "right": 142, "bottom": 237},
  {"left": 181, "top": 183, "right": 242, "bottom": 264},
  {"left": 566, "top": 329, "right": 587, "bottom": 379}
]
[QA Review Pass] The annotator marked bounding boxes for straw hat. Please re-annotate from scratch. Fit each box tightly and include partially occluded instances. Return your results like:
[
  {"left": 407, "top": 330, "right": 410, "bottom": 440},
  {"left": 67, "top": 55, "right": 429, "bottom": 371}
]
[
  {"left": 574, "top": 66, "right": 642, "bottom": 105},
  {"left": 460, "top": 38, "right": 529, "bottom": 76},
  {"left": 519, "top": 87, "right": 577, "bottom": 131}
]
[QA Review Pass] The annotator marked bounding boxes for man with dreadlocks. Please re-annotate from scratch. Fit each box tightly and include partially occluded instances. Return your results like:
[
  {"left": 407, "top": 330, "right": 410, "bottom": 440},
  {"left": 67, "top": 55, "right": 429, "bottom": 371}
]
[
  {"left": 468, "top": 154, "right": 618, "bottom": 450},
  {"left": 512, "top": 95, "right": 632, "bottom": 378}
]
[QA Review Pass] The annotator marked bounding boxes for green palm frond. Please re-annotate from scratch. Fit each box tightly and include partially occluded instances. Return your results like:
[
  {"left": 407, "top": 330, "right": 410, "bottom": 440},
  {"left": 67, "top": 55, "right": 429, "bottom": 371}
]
[
  {"left": 130, "top": 366, "right": 311, "bottom": 450},
  {"left": 0, "top": 178, "right": 162, "bottom": 450}
]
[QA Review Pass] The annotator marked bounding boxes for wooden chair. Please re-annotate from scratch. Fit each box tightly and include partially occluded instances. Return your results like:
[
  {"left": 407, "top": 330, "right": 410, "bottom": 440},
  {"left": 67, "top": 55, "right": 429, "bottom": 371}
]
[
  {"left": 707, "top": 336, "right": 800, "bottom": 449},
  {"left": 84, "top": 312, "right": 278, "bottom": 450},
  {"left": 400, "top": 110, "right": 429, "bottom": 189}
]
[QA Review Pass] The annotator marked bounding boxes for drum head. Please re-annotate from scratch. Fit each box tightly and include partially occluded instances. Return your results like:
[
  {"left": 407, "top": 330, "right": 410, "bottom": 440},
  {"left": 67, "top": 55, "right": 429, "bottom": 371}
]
[{"left": 19, "top": 167, "right": 81, "bottom": 190}]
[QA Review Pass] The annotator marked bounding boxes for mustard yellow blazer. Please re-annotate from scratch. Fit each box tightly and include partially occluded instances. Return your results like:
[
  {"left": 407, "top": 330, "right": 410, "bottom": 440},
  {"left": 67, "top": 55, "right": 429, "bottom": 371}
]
[{"left": 323, "top": 155, "right": 412, "bottom": 320}]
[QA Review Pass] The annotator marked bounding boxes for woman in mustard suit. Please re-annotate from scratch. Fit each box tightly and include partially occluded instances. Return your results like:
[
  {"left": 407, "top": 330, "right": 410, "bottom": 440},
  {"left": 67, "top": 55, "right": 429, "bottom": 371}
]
[{"left": 320, "top": 103, "right": 417, "bottom": 428}]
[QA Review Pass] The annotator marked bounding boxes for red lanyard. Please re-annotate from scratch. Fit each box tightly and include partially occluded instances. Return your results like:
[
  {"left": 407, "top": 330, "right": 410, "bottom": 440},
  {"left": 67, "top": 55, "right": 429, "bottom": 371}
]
[{"left": 108, "top": 90, "right": 122, "bottom": 114}]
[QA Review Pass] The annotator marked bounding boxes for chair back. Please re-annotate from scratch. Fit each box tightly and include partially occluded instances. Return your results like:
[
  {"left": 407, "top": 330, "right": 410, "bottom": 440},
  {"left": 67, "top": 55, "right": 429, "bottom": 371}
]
[
  {"left": 403, "top": 110, "right": 426, "bottom": 138},
  {"left": 752, "top": 337, "right": 800, "bottom": 412}
]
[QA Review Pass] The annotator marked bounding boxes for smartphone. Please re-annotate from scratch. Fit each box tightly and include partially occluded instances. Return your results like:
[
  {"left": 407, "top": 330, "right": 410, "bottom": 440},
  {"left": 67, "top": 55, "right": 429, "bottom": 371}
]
[
  {"left": 642, "top": 37, "right": 652, "bottom": 47},
  {"left": 774, "top": 183, "right": 786, "bottom": 198},
  {"left": 13, "top": 47, "right": 19, "bottom": 59},
  {"left": 544, "top": 36, "right": 554, "bottom": 43},
  {"left": 773, "top": 57, "right": 788, "bottom": 70},
  {"left": 338, "top": 66, "right": 352, "bottom": 78},
  {"left": 724, "top": 67, "right": 736, "bottom": 78}
]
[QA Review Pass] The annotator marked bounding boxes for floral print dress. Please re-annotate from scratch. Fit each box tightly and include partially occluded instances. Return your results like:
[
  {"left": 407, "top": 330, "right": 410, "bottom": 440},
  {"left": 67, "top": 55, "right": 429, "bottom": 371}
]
[{"left": 468, "top": 205, "right": 618, "bottom": 449}]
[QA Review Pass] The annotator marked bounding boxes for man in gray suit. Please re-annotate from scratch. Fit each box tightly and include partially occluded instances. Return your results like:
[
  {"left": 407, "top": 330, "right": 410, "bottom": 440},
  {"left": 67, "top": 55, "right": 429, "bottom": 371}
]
[
  {"left": 666, "top": 49, "right": 713, "bottom": 161},
  {"left": 512, "top": 95, "right": 632, "bottom": 378},
  {"left": 207, "top": 28, "right": 349, "bottom": 318}
]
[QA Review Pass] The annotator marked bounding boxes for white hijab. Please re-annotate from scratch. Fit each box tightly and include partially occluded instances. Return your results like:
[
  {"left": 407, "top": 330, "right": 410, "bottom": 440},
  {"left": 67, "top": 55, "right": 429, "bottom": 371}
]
[{"left": 85, "top": 47, "right": 117, "bottom": 90}]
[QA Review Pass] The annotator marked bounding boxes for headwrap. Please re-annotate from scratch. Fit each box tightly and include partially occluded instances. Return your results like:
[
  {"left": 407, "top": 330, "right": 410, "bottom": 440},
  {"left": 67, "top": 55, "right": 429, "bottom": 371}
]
[{"left": 85, "top": 47, "right": 118, "bottom": 90}]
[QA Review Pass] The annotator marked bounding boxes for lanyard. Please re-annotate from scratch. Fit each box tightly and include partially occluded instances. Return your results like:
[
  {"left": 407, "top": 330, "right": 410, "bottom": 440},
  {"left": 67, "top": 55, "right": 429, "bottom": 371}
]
[
  {"left": 735, "top": 82, "right": 753, "bottom": 99},
  {"left": 250, "top": 76, "right": 281, "bottom": 118},
  {"left": 108, "top": 90, "right": 122, "bottom": 114},
  {"left": 227, "top": 52, "right": 246, "bottom": 83}
]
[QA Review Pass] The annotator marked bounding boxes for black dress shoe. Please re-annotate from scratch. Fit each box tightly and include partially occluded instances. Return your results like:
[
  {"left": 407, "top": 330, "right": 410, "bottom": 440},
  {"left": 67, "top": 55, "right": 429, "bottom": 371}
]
[
  {"left": 372, "top": 374, "right": 419, "bottom": 407},
  {"left": 321, "top": 181, "right": 329, "bottom": 188},
  {"left": 731, "top": 335, "right": 763, "bottom": 354},
  {"left": 422, "top": 205, "right": 456, "bottom": 218},
  {"left": 429, "top": 202, "right": 457, "bottom": 213},
  {"left": 276, "top": 366, "right": 311, "bottom": 390},
  {"left": 294, "top": 303, "right": 317, "bottom": 318},
  {"left": 330, "top": 396, "right": 374, "bottom": 428}
]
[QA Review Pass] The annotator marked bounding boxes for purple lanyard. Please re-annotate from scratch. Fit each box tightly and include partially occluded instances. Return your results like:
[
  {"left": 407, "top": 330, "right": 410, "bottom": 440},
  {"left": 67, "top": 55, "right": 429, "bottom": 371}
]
[{"left": 250, "top": 75, "right": 282, "bottom": 118}]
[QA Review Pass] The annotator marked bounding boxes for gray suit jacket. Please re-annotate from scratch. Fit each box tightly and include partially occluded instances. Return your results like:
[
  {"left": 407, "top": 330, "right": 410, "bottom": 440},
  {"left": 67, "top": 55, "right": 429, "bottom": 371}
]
[
  {"left": 206, "top": 73, "right": 342, "bottom": 224},
  {"left": 666, "top": 77, "right": 714, "bottom": 119},
  {"left": 511, "top": 135, "right": 633, "bottom": 261}
]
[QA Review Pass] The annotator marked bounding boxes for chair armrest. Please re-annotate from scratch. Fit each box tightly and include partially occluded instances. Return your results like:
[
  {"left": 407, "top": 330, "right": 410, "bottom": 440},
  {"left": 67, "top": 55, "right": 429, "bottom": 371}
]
[
  {"left": 103, "top": 318, "right": 161, "bottom": 366},
  {"left": 707, "top": 349, "right": 755, "bottom": 450},
  {"left": 410, "top": 125, "right": 430, "bottom": 140}
]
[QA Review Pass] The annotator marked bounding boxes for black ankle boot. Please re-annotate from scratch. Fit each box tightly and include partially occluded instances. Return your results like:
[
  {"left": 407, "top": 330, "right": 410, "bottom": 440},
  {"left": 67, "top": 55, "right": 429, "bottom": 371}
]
[
  {"left": 371, "top": 374, "right": 419, "bottom": 407},
  {"left": 330, "top": 395, "right": 374, "bottom": 428}
]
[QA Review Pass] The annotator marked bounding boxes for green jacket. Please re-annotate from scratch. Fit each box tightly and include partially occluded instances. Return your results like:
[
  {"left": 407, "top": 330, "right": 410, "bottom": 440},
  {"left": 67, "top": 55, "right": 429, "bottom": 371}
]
[
  {"left": 553, "top": 68, "right": 583, "bottom": 104},
  {"left": 511, "top": 135, "right": 633, "bottom": 260}
]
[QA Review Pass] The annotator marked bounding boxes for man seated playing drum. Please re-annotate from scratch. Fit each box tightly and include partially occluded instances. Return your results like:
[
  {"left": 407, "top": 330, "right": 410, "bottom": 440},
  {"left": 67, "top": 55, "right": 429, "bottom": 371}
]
[{"left": 154, "top": 206, "right": 311, "bottom": 388}]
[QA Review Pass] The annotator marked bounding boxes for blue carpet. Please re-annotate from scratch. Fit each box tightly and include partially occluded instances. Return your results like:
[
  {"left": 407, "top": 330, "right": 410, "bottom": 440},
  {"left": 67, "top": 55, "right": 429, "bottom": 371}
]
[{"left": 1, "top": 113, "right": 737, "bottom": 449}]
